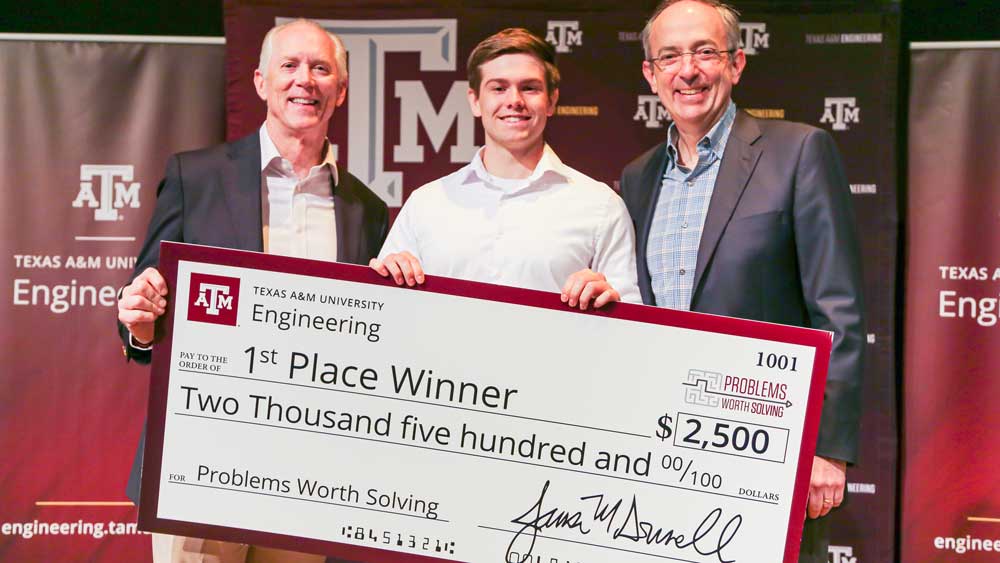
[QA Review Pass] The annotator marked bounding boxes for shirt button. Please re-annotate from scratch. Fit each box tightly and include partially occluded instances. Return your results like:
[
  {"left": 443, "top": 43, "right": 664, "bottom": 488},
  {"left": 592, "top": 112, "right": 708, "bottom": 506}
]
[
  {"left": 686, "top": 181, "right": 693, "bottom": 187},
  {"left": 681, "top": 222, "right": 688, "bottom": 229},
  {"left": 679, "top": 268, "right": 686, "bottom": 275}
]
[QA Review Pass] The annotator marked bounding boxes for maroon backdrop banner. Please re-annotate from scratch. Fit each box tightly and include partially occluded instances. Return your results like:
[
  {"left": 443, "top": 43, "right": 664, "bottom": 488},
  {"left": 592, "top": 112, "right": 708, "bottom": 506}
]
[
  {"left": 902, "top": 43, "right": 1000, "bottom": 563},
  {"left": 0, "top": 38, "right": 225, "bottom": 561},
  {"left": 224, "top": 3, "right": 899, "bottom": 562},
  {"left": 0, "top": 3, "right": 898, "bottom": 562}
]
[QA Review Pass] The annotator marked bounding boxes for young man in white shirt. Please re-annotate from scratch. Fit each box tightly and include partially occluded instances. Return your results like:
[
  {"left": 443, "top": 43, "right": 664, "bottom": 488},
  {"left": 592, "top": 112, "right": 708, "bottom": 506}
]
[{"left": 372, "top": 28, "right": 639, "bottom": 308}]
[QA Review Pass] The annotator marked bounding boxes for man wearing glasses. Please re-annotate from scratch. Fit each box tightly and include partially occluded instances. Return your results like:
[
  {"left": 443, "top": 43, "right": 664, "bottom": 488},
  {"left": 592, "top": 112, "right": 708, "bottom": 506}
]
[{"left": 619, "top": 1, "right": 865, "bottom": 561}]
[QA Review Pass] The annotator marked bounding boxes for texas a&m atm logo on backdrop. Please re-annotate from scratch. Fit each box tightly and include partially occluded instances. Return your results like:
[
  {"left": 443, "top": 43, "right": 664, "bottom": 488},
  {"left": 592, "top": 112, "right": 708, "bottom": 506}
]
[
  {"left": 820, "top": 97, "right": 860, "bottom": 131},
  {"left": 187, "top": 273, "right": 240, "bottom": 326},
  {"left": 546, "top": 20, "right": 582, "bottom": 53},
  {"left": 72, "top": 164, "right": 141, "bottom": 221},
  {"left": 738, "top": 22, "right": 769, "bottom": 55},
  {"left": 634, "top": 95, "right": 671, "bottom": 128},
  {"left": 292, "top": 18, "right": 474, "bottom": 208}
]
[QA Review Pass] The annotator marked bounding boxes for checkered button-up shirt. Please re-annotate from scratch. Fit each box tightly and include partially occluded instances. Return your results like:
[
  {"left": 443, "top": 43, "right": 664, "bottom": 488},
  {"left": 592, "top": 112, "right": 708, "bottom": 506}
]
[{"left": 647, "top": 102, "right": 737, "bottom": 310}]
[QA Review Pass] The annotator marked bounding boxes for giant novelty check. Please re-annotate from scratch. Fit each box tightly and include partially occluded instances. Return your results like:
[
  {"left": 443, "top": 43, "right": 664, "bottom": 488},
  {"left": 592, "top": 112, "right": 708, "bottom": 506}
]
[{"left": 139, "top": 242, "right": 831, "bottom": 563}]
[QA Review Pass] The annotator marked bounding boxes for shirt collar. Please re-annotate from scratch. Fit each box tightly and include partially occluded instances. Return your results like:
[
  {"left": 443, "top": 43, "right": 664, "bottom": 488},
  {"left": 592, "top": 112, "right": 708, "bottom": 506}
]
[
  {"left": 461, "top": 144, "right": 569, "bottom": 193},
  {"left": 258, "top": 125, "right": 339, "bottom": 187},
  {"left": 665, "top": 101, "right": 738, "bottom": 167}
]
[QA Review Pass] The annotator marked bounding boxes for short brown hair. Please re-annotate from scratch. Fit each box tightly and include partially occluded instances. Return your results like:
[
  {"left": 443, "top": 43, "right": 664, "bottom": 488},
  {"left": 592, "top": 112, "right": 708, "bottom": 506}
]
[{"left": 467, "top": 28, "right": 560, "bottom": 95}]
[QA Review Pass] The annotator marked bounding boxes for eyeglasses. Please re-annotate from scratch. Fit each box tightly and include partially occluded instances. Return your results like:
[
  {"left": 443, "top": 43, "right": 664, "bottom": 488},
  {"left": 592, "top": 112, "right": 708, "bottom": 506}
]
[{"left": 647, "top": 48, "right": 734, "bottom": 71}]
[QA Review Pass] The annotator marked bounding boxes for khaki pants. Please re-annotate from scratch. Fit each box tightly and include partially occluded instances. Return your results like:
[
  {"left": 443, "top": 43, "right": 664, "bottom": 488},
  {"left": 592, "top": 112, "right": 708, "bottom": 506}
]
[{"left": 152, "top": 533, "right": 325, "bottom": 563}]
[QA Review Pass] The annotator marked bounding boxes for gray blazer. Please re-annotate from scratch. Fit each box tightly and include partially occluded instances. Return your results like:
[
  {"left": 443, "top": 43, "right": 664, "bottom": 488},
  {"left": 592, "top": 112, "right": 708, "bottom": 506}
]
[{"left": 620, "top": 111, "right": 865, "bottom": 463}]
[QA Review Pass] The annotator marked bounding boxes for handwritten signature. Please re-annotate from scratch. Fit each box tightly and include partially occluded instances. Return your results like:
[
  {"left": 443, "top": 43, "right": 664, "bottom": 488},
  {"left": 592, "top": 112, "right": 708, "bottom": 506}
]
[{"left": 506, "top": 480, "right": 742, "bottom": 563}]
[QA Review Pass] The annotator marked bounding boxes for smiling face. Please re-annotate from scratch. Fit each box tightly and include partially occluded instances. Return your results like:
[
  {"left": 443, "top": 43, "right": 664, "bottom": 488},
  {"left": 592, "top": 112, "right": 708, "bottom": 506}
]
[
  {"left": 467, "top": 53, "right": 558, "bottom": 157},
  {"left": 642, "top": 0, "right": 745, "bottom": 139},
  {"left": 253, "top": 22, "right": 347, "bottom": 140}
]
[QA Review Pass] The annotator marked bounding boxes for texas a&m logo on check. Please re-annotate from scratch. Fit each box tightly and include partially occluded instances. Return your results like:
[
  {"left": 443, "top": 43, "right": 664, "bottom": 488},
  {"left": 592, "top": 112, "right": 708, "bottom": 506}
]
[{"left": 187, "top": 273, "right": 240, "bottom": 326}]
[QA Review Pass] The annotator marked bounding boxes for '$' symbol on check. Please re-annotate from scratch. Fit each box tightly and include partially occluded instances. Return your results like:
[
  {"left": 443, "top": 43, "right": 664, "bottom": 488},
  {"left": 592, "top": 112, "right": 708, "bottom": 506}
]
[{"left": 656, "top": 413, "right": 673, "bottom": 441}]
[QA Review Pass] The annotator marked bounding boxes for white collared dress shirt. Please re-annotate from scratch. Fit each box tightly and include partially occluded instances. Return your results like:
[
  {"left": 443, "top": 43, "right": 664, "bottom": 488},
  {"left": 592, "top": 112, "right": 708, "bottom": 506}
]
[
  {"left": 379, "top": 145, "right": 640, "bottom": 302},
  {"left": 259, "top": 125, "right": 338, "bottom": 261}
]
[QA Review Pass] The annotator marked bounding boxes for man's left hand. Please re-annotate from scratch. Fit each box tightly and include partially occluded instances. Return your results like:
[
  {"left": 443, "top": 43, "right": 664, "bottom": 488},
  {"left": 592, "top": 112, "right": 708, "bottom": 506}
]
[
  {"left": 806, "top": 455, "right": 847, "bottom": 519},
  {"left": 561, "top": 269, "right": 620, "bottom": 310}
]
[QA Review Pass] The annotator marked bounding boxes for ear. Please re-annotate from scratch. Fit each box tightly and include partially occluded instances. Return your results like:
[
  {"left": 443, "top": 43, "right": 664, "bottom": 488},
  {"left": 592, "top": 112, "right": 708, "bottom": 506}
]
[
  {"left": 729, "top": 48, "right": 747, "bottom": 86},
  {"left": 334, "top": 82, "right": 348, "bottom": 107},
  {"left": 546, "top": 88, "right": 559, "bottom": 116},
  {"left": 467, "top": 87, "right": 483, "bottom": 118},
  {"left": 641, "top": 60, "right": 658, "bottom": 94},
  {"left": 253, "top": 69, "right": 267, "bottom": 102}
]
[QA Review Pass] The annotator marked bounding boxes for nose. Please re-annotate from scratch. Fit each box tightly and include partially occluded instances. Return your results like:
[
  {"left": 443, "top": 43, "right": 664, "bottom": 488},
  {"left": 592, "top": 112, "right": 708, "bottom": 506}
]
[
  {"left": 677, "top": 54, "right": 699, "bottom": 80},
  {"left": 505, "top": 88, "right": 525, "bottom": 108},
  {"left": 294, "top": 65, "right": 314, "bottom": 86}
]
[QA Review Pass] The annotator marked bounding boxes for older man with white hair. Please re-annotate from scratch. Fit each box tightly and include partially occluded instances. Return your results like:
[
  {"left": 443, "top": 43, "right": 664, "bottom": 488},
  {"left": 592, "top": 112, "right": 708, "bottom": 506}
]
[{"left": 116, "top": 19, "right": 387, "bottom": 562}]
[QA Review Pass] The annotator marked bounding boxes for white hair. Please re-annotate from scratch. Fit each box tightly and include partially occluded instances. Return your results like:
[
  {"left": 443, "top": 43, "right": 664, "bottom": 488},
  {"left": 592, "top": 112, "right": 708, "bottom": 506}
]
[{"left": 257, "top": 19, "right": 348, "bottom": 87}]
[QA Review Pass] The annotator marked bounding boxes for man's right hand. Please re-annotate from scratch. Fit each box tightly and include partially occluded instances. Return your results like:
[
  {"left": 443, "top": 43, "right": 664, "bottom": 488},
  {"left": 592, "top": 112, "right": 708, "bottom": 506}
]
[
  {"left": 369, "top": 252, "right": 425, "bottom": 287},
  {"left": 561, "top": 269, "right": 621, "bottom": 310},
  {"left": 117, "top": 266, "right": 168, "bottom": 346}
]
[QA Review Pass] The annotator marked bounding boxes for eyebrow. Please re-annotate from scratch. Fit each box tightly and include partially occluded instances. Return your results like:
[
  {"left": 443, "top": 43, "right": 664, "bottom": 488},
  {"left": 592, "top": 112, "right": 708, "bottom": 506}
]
[
  {"left": 484, "top": 78, "right": 544, "bottom": 86},
  {"left": 279, "top": 54, "right": 333, "bottom": 64},
  {"left": 655, "top": 39, "right": 719, "bottom": 54}
]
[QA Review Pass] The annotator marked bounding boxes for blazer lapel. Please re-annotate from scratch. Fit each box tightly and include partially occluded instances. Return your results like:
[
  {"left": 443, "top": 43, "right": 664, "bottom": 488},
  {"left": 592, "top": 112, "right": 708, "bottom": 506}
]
[
  {"left": 636, "top": 142, "right": 670, "bottom": 266},
  {"left": 223, "top": 133, "right": 264, "bottom": 252},
  {"left": 691, "top": 112, "right": 762, "bottom": 302},
  {"left": 334, "top": 174, "right": 360, "bottom": 264}
]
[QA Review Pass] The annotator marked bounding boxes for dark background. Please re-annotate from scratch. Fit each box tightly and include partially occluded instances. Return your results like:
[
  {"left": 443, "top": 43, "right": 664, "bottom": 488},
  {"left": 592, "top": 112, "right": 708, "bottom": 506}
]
[
  {"left": 4, "top": 1, "right": 995, "bottom": 560},
  {"left": 3, "top": 0, "right": 996, "bottom": 40}
]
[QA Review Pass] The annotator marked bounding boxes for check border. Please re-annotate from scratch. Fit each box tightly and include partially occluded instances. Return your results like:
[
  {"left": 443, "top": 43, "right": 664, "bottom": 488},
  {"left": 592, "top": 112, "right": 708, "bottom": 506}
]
[{"left": 138, "top": 241, "right": 831, "bottom": 563}]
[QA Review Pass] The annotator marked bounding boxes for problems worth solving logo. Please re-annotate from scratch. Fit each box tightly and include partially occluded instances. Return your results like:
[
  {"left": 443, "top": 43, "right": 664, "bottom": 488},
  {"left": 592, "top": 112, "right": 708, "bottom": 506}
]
[
  {"left": 820, "top": 97, "right": 860, "bottom": 131},
  {"left": 546, "top": 21, "right": 583, "bottom": 53},
  {"left": 683, "top": 368, "right": 792, "bottom": 418},
  {"left": 738, "top": 22, "right": 769, "bottom": 55},
  {"left": 72, "top": 164, "right": 141, "bottom": 221},
  {"left": 187, "top": 273, "right": 241, "bottom": 326},
  {"left": 682, "top": 369, "right": 723, "bottom": 407}
]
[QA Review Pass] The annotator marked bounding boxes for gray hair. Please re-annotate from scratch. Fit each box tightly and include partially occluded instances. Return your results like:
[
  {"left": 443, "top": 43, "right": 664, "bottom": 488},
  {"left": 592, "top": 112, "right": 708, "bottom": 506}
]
[
  {"left": 258, "top": 19, "right": 348, "bottom": 87},
  {"left": 641, "top": 0, "right": 742, "bottom": 59}
]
